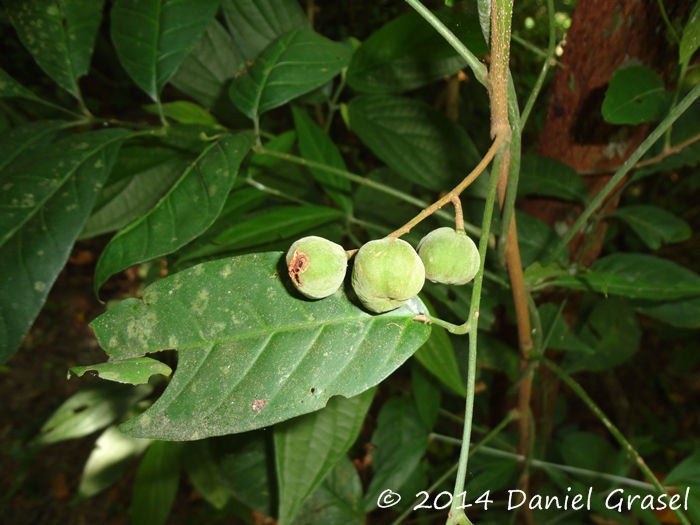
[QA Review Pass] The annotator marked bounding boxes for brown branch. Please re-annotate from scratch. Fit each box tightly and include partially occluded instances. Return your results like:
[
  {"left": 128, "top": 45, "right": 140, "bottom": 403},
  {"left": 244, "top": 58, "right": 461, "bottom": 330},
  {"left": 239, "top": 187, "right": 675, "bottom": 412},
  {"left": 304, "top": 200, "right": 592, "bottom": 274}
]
[
  {"left": 387, "top": 132, "right": 507, "bottom": 239},
  {"left": 451, "top": 195, "right": 465, "bottom": 232}
]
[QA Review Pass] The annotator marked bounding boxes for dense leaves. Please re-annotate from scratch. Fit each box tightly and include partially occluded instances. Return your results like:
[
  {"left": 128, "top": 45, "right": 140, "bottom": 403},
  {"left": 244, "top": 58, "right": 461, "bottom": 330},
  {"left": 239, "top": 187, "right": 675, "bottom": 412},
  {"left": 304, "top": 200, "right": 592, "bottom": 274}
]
[
  {"left": 346, "top": 11, "right": 487, "bottom": 93},
  {"left": 347, "top": 95, "right": 475, "bottom": 191},
  {"left": 94, "top": 132, "right": 255, "bottom": 294},
  {"left": 90, "top": 252, "right": 431, "bottom": 439}
]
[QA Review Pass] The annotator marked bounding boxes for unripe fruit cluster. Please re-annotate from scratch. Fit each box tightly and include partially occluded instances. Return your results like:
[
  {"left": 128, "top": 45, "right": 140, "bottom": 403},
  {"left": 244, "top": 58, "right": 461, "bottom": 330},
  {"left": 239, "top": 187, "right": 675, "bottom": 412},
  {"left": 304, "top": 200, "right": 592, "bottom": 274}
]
[{"left": 286, "top": 227, "right": 480, "bottom": 313}]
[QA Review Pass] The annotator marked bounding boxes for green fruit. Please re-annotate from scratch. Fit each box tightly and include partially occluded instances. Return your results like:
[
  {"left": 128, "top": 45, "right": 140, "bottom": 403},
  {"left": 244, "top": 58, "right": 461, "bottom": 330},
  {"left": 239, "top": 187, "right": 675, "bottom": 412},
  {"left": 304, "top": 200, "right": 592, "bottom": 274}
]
[
  {"left": 286, "top": 236, "right": 348, "bottom": 299},
  {"left": 352, "top": 238, "right": 425, "bottom": 313},
  {"left": 417, "top": 227, "right": 480, "bottom": 285}
]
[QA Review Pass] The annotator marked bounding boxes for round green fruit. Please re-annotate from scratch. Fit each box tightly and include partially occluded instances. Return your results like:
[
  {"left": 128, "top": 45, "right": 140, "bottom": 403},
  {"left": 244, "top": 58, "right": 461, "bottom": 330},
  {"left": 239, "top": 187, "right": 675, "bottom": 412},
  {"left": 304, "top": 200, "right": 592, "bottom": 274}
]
[
  {"left": 352, "top": 238, "right": 425, "bottom": 313},
  {"left": 286, "top": 236, "right": 348, "bottom": 299},
  {"left": 417, "top": 227, "right": 480, "bottom": 285}
]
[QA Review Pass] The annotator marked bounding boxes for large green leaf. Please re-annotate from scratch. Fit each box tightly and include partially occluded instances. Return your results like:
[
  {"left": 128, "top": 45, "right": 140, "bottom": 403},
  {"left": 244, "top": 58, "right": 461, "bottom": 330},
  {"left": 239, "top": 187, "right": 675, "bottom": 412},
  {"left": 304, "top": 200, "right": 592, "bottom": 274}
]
[
  {"left": 90, "top": 252, "right": 431, "bottom": 439},
  {"left": 0, "top": 129, "right": 127, "bottom": 363},
  {"left": 0, "top": 120, "right": 66, "bottom": 172},
  {"left": 612, "top": 205, "right": 692, "bottom": 250},
  {"left": 346, "top": 11, "right": 487, "bottom": 94},
  {"left": 538, "top": 303, "right": 592, "bottom": 353},
  {"left": 412, "top": 363, "right": 441, "bottom": 430},
  {"left": 69, "top": 357, "right": 172, "bottom": 385},
  {"left": 292, "top": 106, "right": 353, "bottom": 214},
  {"left": 110, "top": 0, "right": 221, "bottom": 101},
  {"left": 221, "top": 0, "right": 310, "bottom": 61},
  {"left": 229, "top": 29, "right": 352, "bottom": 119},
  {"left": 169, "top": 18, "right": 245, "bottom": 110},
  {"left": 518, "top": 155, "right": 589, "bottom": 203},
  {"left": 129, "top": 440, "right": 183, "bottom": 525},
  {"left": 275, "top": 389, "right": 375, "bottom": 525},
  {"left": 364, "top": 397, "right": 429, "bottom": 512},
  {"left": 79, "top": 155, "right": 187, "bottom": 240},
  {"left": 182, "top": 440, "right": 232, "bottom": 510},
  {"left": 631, "top": 296, "right": 700, "bottom": 328},
  {"left": 32, "top": 382, "right": 151, "bottom": 446},
  {"left": 563, "top": 297, "right": 641, "bottom": 373},
  {"left": 680, "top": 1, "right": 700, "bottom": 65},
  {"left": 347, "top": 94, "right": 474, "bottom": 191},
  {"left": 0, "top": 66, "right": 43, "bottom": 100},
  {"left": 291, "top": 455, "right": 364, "bottom": 525},
  {"left": 602, "top": 65, "right": 668, "bottom": 125},
  {"left": 179, "top": 205, "right": 344, "bottom": 261},
  {"left": 551, "top": 253, "right": 700, "bottom": 300},
  {"left": 4, "top": 0, "right": 105, "bottom": 99},
  {"left": 78, "top": 426, "right": 152, "bottom": 500},
  {"left": 210, "top": 431, "right": 274, "bottom": 515},
  {"left": 94, "top": 132, "right": 255, "bottom": 295}
]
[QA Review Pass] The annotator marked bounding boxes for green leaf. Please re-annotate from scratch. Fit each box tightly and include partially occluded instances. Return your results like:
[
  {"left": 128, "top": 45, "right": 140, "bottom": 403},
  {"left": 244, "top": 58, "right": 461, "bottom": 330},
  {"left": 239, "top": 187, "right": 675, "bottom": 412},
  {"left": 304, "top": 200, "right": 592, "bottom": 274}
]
[
  {"left": 563, "top": 297, "right": 641, "bottom": 373},
  {"left": 32, "top": 382, "right": 151, "bottom": 447},
  {"left": 346, "top": 11, "right": 487, "bottom": 94},
  {"left": 179, "top": 205, "right": 344, "bottom": 261},
  {"left": 412, "top": 363, "right": 441, "bottom": 430},
  {"left": 665, "top": 450, "right": 700, "bottom": 486},
  {"left": 631, "top": 296, "right": 700, "bottom": 328},
  {"left": 110, "top": 0, "right": 221, "bottom": 101},
  {"left": 4, "top": 0, "right": 105, "bottom": 98},
  {"left": 94, "top": 132, "right": 255, "bottom": 295},
  {"left": 0, "top": 129, "right": 127, "bottom": 363},
  {"left": 523, "top": 261, "right": 568, "bottom": 288},
  {"left": 0, "top": 66, "right": 42, "bottom": 100},
  {"left": 464, "top": 459, "right": 517, "bottom": 496},
  {"left": 210, "top": 430, "right": 274, "bottom": 515},
  {"left": 89, "top": 252, "right": 431, "bottom": 439},
  {"left": 347, "top": 94, "right": 474, "bottom": 191},
  {"left": 69, "top": 357, "right": 172, "bottom": 385},
  {"left": 144, "top": 101, "right": 218, "bottom": 126},
  {"left": 557, "top": 431, "right": 624, "bottom": 474},
  {"left": 229, "top": 29, "right": 352, "bottom": 119},
  {"left": 0, "top": 120, "right": 66, "bottom": 172},
  {"left": 551, "top": 253, "right": 700, "bottom": 300},
  {"left": 129, "top": 440, "right": 183, "bottom": 525},
  {"left": 516, "top": 211, "right": 568, "bottom": 268},
  {"left": 612, "top": 205, "right": 692, "bottom": 250},
  {"left": 275, "top": 389, "right": 375, "bottom": 525},
  {"left": 292, "top": 106, "right": 353, "bottom": 214},
  {"left": 477, "top": 334, "right": 520, "bottom": 381},
  {"left": 79, "top": 155, "right": 188, "bottom": 240},
  {"left": 602, "top": 65, "right": 668, "bottom": 125},
  {"left": 78, "top": 425, "right": 152, "bottom": 500},
  {"left": 170, "top": 19, "right": 246, "bottom": 110},
  {"left": 518, "top": 155, "right": 589, "bottom": 203},
  {"left": 365, "top": 398, "right": 429, "bottom": 512},
  {"left": 221, "top": 0, "right": 311, "bottom": 61},
  {"left": 680, "top": 1, "right": 700, "bottom": 65},
  {"left": 291, "top": 455, "right": 364, "bottom": 525},
  {"left": 538, "top": 303, "right": 593, "bottom": 353},
  {"left": 413, "top": 321, "right": 466, "bottom": 396},
  {"left": 182, "top": 440, "right": 232, "bottom": 510}
]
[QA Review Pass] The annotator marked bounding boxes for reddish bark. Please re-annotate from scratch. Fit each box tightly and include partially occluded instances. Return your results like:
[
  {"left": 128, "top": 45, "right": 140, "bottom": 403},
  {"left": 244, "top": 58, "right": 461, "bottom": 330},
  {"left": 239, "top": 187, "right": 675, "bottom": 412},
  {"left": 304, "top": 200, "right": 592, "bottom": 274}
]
[{"left": 527, "top": 0, "right": 688, "bottom": 264}]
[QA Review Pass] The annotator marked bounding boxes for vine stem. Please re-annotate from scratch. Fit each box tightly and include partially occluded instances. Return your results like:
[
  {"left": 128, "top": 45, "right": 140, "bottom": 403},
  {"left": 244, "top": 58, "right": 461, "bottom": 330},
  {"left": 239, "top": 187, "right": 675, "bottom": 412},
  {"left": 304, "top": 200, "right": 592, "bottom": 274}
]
[
  {"left": 404, "top": 0, "right": 490, "bottom": 88},
  {"left": 387, "top": 132, "right": 507, "bottom": 239},
  {"left": 542, "top": 357, "right": 693, "bottom": 525},
  {"left": 390, "top": 413, "right": 518, "bottom": 525},
  {"left": 519, "top": 0, "right": 556, "bottom": 129},
  {"left": 543, "top": 80, "right": 700, "bottom": 266},
  {"left": 253, "top": 147, "right": 486, "bottom": 239}
]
